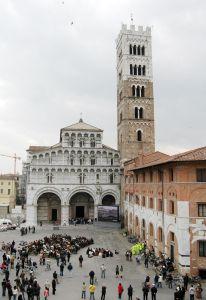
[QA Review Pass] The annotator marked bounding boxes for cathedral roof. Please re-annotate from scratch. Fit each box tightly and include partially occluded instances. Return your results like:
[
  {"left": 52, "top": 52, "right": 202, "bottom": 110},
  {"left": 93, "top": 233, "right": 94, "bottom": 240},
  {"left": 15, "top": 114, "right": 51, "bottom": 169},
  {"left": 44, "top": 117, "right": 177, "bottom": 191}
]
[{"left": 61, "top": 119, "right": 103, "bottom": 132}]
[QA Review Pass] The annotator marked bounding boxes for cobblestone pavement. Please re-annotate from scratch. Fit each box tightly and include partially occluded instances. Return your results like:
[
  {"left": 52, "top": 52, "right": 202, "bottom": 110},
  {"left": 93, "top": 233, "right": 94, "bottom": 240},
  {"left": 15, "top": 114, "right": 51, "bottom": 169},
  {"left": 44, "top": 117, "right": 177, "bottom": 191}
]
[{"left": 0, "top": 223, "right": 205, "bottom": 299}]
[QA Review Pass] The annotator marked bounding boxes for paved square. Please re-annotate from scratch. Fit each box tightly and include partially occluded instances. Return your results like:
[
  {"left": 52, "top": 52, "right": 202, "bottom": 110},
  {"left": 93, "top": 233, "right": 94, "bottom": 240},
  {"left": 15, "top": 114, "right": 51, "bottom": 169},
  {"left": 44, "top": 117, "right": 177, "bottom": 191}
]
[{"left": 0, "top": 223, "right": 204, "bottom": 299}]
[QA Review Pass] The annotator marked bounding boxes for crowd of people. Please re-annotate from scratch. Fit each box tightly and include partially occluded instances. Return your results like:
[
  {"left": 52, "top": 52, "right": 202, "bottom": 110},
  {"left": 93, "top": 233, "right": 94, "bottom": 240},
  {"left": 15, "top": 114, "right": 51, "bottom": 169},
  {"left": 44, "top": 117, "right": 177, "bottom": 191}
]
[{"left": 86, "top": 247, "right": 119, "bottom": 258}]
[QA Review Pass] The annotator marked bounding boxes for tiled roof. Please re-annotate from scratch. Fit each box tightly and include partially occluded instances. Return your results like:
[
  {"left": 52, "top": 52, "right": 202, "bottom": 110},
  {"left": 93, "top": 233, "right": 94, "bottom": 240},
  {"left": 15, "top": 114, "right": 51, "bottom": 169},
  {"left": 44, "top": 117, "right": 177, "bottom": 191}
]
[
  {"left": 27, "top": 146, "right": 49, "bottom": 152},
  {"left": 129, "top": 146, "right": 206, "bottom": 171},
  {"left": 0, "top": 174, "right": 17, "bottom": 180}
]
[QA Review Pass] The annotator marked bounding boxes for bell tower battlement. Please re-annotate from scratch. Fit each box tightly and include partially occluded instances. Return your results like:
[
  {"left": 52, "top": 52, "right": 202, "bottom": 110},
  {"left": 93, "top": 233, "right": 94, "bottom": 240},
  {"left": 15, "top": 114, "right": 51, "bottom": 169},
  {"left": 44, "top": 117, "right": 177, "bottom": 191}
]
[{"left": 116, "top": 24, "right": 155, "bottom": 162}]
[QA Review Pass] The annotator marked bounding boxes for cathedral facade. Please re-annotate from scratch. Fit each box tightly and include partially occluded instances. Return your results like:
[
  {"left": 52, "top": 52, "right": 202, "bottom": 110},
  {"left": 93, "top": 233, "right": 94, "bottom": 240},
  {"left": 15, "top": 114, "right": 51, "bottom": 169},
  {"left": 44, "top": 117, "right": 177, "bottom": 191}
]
[{"left": 26, "top": 119, "right": 120, "bottom": 225}]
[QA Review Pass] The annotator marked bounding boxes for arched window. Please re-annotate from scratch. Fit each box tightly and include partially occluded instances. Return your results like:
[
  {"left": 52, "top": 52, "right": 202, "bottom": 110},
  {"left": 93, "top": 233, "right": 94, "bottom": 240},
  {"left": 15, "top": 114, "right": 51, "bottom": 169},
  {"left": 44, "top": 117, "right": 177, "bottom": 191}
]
[
  {"left": 142, "top": 46, "right": 145, "bottom": 56},
  {"left": 91, "top": 158, "right": 96, "bottom": 165},
  {"left": 120, "top": 112, "right": 122, "bottom": 122},
  {"left": 90, "top": 140, "right": 95, "bottom": 148},
  {"left": 134, "top": 65, "right": 137, "bottom": 75},
  {"left": 129, "top": 44, "right": 132, "bottom": 54},
  {"left": 135, "top": 107, "right": 138, "bottom": 119},
  {"left": 138, "top": 65, "right": 142, "bottom": 75},
  {"left": 141, "top": 86, "right": 145, "bottom": 97},
  {"left": 149, "top": 223, "right": 154, "bottom": 236},
  {"left": 109, "top": 173, "right": 114, "bottom": 183},
  {"left": 142, "top": 65, "right": 146, "bottom": 76},
  {"left": 136, "top": 86, "right": 140, "bottom": 97},
  {"left": 132, "top": 85, "right": 136, "bottom": 97},
  {"left": 139, "top": 107, "right": 143, "bottom": 119},
  {"left": 130, "top": 64, "right": 133, "bottom": 75},
  {"left": 137, "top": 130, "right": 142, "bottom": 141},
  {"left": 137, "top": 45, "right": 141, "bottom": 55},
  {"left": 133, "top": 45, "right": 137, "bottom": 55}
]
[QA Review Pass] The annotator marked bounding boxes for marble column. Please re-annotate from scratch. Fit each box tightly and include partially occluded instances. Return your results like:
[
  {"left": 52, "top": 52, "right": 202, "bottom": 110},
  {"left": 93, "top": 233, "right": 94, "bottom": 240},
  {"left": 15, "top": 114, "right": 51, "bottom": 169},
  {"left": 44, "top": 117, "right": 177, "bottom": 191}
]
[
  {"left": 26, "top": 204, "right": 37, "bottom": 226},
  {"left": 61, "top": 204, "right": 69, "bottom": 225}
]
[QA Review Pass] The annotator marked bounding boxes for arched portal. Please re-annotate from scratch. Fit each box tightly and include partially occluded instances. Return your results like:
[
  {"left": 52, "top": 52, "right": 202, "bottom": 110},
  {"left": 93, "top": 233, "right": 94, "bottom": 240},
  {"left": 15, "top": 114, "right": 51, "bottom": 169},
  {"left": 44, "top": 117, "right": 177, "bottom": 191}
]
[
  {"left": 37, "top": 192, "right": 61, "bottom": 224},
  {"left": 70, "top": 192, "right": 94, "bottom": 219},
  {"left": 102, "top": 194, "right": 116, "bottom": 206}
]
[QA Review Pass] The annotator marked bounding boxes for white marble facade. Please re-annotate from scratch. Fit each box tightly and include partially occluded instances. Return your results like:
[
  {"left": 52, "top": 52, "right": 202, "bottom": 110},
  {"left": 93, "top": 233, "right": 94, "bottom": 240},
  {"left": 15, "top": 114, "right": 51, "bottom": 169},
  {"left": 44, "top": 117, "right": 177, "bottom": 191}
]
[{"left": 26, "top": 119, "right": 120, "bottom": 225}]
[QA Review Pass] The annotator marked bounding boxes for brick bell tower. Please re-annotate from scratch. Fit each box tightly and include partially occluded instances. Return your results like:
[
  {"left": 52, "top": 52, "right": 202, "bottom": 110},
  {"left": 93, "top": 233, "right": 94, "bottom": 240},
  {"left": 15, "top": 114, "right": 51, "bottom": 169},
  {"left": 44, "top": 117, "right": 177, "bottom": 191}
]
[{"left": 116, "top": 24, "right": 155, "bottom": 162}]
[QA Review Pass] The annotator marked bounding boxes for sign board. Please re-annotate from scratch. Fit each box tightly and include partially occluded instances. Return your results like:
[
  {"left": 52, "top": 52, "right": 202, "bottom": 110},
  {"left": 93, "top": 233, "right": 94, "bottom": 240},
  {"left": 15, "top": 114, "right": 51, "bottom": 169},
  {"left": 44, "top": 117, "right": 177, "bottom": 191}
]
[{"left": 98, "top": 205, "right": 119, "bottom": 222}]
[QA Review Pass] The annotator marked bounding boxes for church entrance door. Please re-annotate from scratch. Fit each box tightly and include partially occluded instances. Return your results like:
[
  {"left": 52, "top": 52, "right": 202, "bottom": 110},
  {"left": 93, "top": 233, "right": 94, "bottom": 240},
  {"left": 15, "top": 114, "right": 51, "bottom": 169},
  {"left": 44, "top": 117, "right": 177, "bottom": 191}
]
[
  {"left": 70, "top": 192, "right": 94, "bottom": 220},
  {"left": 76, "top": 206, "right": 84, "bottom": 218},
  {"left": 52, "top": 209, "right": 58, "bottom": 221}
]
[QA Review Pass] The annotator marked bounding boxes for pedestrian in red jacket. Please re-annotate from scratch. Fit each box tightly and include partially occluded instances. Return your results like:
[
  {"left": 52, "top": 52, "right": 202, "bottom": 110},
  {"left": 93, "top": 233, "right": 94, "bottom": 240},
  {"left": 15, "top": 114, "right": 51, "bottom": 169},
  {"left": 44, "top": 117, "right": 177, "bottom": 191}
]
[{"left": 118, "top": 283, "right": 124, "bottom": 299}]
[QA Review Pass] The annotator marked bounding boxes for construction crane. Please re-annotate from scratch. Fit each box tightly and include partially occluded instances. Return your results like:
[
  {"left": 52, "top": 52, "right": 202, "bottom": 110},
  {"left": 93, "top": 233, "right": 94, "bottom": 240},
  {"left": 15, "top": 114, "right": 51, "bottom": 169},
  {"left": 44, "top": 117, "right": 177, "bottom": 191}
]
[{"left": 0, "top": 153, "right": 21, "bottom": 175}]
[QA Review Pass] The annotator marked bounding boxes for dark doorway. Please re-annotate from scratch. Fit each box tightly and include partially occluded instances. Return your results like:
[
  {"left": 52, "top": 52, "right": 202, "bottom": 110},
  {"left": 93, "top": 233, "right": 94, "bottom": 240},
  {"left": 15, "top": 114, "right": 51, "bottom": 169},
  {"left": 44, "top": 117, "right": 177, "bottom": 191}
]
[
  {"left": 76, "top": 206, "right": 84, "bottom": 218},
  {"left": 170, "top": 244, "right": 174, "bottom": 262},
  {"left": 52, "top": 209, "right": 58, "bottom": 221}
]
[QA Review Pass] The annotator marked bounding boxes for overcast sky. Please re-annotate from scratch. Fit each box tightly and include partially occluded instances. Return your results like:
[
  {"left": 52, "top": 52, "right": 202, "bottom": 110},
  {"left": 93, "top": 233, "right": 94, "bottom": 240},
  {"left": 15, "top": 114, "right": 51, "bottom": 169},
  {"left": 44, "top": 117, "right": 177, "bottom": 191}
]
[{"left": 0, "top": 0, "right": 206, "bottom": 173}]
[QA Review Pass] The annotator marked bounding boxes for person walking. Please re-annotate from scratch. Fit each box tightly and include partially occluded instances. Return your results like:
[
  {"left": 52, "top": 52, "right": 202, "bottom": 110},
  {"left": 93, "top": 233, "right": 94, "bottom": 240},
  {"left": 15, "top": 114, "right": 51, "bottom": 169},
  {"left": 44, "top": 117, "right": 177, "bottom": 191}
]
[
  {"left": 183, "top": 274, "right": 189, "bottom": 291},
  {"left": 52, "top": 279, "right": 56, "bottom": 295},
  {"left": 142, "top": 284, "right": 149, "bottom": 300},
  {"left": 8, "top": 286, "right": 13, "bottom": 300},
  {"left": 60, "top": 262, "right": 64, "bottom": 276},
  {"left": 120, "top": 265, "right": 123, "bottom": 279},
  {"left": 13, "top": 286, "right": 18, "bottom": 300},
  {"left": 116, "top": 265, "right": 120, "bottom": 278},
  {"left": 151, "top": 284, "right": 157, "bottom": 300},
  {"left": 195, "top": 283, "right": 203, "bottom": 299},
  {"left": 100, "top": 264, "right": 106, "bottom": 279},
  {"left": 43, "top": 287, "right": 49, "bottom": 300},
  {"left": 89, "top": 284, "right": 96, "bottom": 300},
  {"left": 17, "top": 292, "right": 23, "bottom": 300},
  {"left": 128, "top": 284, "right": 133, "bottom": 300},
  {"left": 144, "top": 257, "right": 149, "bottom": 268},
  {"left": 67, "top": 262, "right": 73, "bottom": 277},
  {"left": 53, "top": 271, "right": 58, "bottom": 284},
  {"left": 118, "top": 283, "right": 124, "bottom": 299},
  {"left": 81, "top": 282, "right": 86, "bottom": 299},
  {"left": 101, "top": 284, "right": 107, "bottom": 300},
  {"left": 168, "top": 273, "right": 173, "bottom": 289},
  {"left": 189, "top": 285, "right": 195, "bottom": 300},
  {"left": 89, "top": 270, "right": 95, "bottom": 285},
  {"left": 2, "top": 278, "right": 7, "bottom": 296},
  {"left": 79, "top": 255, "right": 83, "bottom": 267}
]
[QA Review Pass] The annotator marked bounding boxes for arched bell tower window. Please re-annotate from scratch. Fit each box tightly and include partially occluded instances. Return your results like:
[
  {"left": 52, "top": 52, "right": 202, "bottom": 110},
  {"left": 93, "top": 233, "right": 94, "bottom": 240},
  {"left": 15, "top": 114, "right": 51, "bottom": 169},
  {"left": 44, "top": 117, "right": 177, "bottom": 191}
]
[
  {"left": 135, "top": 107, "right": 138, "bottom": 119},
  {"left": 142, "top": 46, "right": 145, "bottom": 56},
  {"left": 136, "top": 86, "right": 140, "bottom": 97},
  {"left": 138, "top": 65, "right": 141, "bottom": 75},
  {"left": 137, "top": 130, "right": 142, "bottom": 141},
  {"left": 133, "top": 45, "right": 137, "bottom": 55},
  {"left": 137, "top": 45, "right": 141, "bottom": 55},
  {"left": 139, "top": 107, "right": 143, "bottom": 119},
  {"left": 134, "top": 65, "right": 137, "bottom": 75},
  {"left": 130, "top": 64, "right": 133, "bottom": 75},
  {"left": 141, "top": 86, "right": 145, "bottom": 97},
  {"left": 129, "top": 44, "right": 132, "bottom": 54},
  {"left": 132, "top": 85, "right": 136, "bottom": 97},
  {"left": 142, "top": 65, "right": 146, "bottom": 76}
]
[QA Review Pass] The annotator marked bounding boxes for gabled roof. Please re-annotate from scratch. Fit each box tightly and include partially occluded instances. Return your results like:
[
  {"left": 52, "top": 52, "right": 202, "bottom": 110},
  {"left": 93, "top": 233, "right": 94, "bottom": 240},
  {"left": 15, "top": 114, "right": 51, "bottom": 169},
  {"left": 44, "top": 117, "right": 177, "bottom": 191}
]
[
  {"left": 61, "top": 119, "right": 103, "bottom": 132},
  {"left": 102, "top": 144, "right": 118, "bottom": 152},
  {"left": 129, "top": 146, "right": 206, "bottom": 171}
]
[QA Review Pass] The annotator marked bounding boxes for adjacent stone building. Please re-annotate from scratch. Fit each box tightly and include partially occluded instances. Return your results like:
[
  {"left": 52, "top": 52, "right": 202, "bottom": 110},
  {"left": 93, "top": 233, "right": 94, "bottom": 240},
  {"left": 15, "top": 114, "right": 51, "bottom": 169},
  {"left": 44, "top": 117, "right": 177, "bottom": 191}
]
[
  {"left": 26, "top": 119, "right": 120, "bottom": 225},
  {"left": 123, "top": 148, "right": 206, "bottom": 276}
]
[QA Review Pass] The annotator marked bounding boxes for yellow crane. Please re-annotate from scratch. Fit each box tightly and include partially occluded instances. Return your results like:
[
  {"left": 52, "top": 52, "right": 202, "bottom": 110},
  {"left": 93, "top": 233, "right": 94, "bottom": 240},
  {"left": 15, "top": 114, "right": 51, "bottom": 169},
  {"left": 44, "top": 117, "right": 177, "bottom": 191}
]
[{"left": 0, "top": 153, "right": 21, "bottom": 175}]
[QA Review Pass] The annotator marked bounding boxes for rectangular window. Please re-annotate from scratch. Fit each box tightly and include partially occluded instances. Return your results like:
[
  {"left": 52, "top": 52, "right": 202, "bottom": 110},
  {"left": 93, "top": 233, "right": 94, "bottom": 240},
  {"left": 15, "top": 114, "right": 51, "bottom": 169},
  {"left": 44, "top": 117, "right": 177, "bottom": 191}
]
[
  {"left": 158, "top": 199, "right": 163, "bottom": 211},
  {"left": 199, "top": 241, "right": 206, "bottom": 257},
  {"left": 8, "top": 189, "right": 11, "bottom": 195},
  {"left": 198, "top": 204, "right": 206, "bottom": 217},
  {"left": 0, "top": 189, "right": 3, "bottom": 194},
  {"left": 8, "top": 182, "right": 11, "bottom": 185},
  {"left": 197, "top": 169, "right": 206, "bottom": 182},
  {"left": 150, "top": 171, "right": 153, "bottom": 182},
  {"left": 169, "top": 168, "right": 174, "bottom": 182},
  {"left": 1, "top": 182, "right": 3, "bottom": 185},
  {"left": 142, "top": 172, "right": 145, "bottom": 183},
  {"left": 111, "top": 158, "right": 113, "bottom": 166},
  {"left": 96, "top": 174, "right": 99, "bottom": 180},
  {"left": 158, "top": 170, "right": 163, "bottom": 182},
  {"left": 149, "top": 198, "right": 154, "bottom": 209},
  {"left": 91, "top": 159, "right": 95, "bottom": 166}
]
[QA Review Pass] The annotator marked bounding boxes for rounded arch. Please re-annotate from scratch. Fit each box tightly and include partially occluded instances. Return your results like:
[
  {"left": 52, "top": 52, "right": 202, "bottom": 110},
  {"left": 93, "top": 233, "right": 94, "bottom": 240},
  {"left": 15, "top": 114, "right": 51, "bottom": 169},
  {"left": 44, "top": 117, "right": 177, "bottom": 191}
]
[
  {"left": 69, "top": 189, "right": 95, "bottom": 219},
  {"left": 67, "top": 186, "right": 96, "bottom": 204},
  {"left": 36, "top": 191, "right": 62, "bottom": 224},
  {"left": 101, "top": 190, "right": 118, "bottom": 204},
  {"left": 102, "top": 194, "right": 116, "bottom": 206},
  {"left": 33, "top": 187, "right": 64, "bottom": 206}
]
